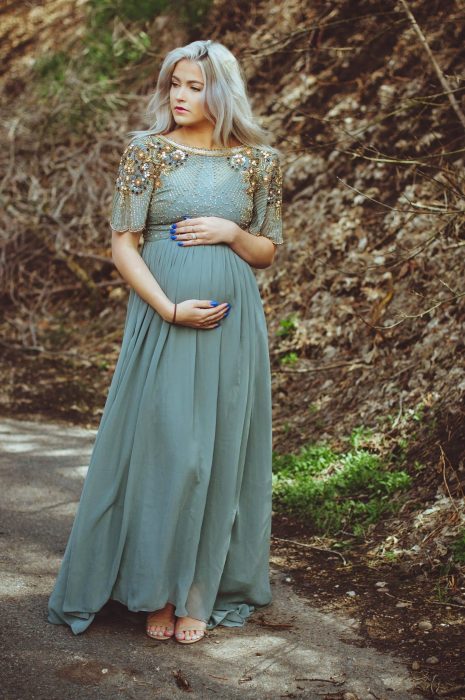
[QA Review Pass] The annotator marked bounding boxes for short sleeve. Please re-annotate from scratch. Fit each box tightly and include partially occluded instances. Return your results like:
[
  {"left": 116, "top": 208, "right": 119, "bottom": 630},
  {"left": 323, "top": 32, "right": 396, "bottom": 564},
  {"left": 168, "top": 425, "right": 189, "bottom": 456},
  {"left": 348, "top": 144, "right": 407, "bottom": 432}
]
[
  {"left": 109, "top": 136, "right": 155, "bottom": 233},
  {"left": 248, "top": 150, "right": 283, "bottom": 245}
]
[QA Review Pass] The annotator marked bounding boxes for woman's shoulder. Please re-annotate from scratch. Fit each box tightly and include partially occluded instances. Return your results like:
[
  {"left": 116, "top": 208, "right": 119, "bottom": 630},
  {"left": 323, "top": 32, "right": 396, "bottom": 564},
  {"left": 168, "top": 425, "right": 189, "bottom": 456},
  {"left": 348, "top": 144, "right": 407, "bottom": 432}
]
[
  {"left": 250, "top": 144, "right": 282, "bottom": 171},
  {"left": 126, "top": 132, "right": 162, "bottom": 150}
]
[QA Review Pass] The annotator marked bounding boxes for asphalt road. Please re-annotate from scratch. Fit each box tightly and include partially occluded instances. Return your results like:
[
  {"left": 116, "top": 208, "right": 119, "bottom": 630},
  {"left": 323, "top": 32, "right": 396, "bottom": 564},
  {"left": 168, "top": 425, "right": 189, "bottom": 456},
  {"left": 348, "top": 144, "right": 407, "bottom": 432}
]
[{"left": 0, "top": 418, "right": 424, "bottom": 699}]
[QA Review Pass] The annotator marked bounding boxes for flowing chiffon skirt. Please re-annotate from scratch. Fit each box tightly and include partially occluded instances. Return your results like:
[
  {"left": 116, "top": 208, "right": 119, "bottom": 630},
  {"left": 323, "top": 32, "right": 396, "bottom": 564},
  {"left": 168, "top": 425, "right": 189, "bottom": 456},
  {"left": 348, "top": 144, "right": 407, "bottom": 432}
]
[{"left": 47, "top": 239, "right": 273, "bottom": 635}]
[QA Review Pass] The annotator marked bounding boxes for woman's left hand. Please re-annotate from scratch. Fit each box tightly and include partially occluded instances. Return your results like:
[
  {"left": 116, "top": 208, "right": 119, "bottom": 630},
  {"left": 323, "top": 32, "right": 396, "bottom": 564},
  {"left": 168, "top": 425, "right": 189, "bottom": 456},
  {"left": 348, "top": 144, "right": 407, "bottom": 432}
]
[{"left": 170, "top": 216, "right": 240, "bottom": 247}]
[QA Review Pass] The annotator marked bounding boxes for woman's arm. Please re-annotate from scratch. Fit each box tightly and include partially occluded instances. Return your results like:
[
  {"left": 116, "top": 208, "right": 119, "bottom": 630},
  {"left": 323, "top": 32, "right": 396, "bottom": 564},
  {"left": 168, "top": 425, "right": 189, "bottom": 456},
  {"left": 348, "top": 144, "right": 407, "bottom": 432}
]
[
  {"left": 111, "top": 229, "right": 174, "bottom": 321},
  {"left": 227, "top": 224, "right": 276, "bottom": 269},
  {"left": 111, "top": 230, "right": 230, "bottom": 328}
]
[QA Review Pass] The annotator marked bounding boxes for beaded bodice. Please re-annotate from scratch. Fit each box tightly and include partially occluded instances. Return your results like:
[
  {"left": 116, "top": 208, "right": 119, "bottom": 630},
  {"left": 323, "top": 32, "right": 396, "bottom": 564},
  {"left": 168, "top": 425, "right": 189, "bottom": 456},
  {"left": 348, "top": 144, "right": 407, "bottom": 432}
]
[{"left": 109, "top": 133, "right": 283, "bottom": 245}]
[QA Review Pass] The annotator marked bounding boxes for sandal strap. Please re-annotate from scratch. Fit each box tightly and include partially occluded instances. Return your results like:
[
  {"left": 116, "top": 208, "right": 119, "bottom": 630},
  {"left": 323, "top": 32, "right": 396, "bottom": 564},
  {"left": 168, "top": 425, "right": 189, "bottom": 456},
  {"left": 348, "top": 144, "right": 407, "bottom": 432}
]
[{"left": 147, "top": 616, "right": 175, "bottom": 627}]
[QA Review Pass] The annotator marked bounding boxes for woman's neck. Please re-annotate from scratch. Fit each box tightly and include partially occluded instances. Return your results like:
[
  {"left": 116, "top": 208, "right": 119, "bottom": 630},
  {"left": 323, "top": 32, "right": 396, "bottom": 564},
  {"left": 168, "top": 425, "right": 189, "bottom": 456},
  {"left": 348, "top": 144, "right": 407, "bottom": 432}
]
[{"left": 169, "top": 127, "right": 240, "bottom": 149}]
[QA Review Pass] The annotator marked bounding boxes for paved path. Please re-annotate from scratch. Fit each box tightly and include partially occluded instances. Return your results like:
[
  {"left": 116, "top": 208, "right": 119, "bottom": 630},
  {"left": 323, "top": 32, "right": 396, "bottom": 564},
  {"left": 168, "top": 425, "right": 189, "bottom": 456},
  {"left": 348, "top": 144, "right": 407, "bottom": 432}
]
[{"left": 0, "top": 418, "right": 424, "bottom": 699}]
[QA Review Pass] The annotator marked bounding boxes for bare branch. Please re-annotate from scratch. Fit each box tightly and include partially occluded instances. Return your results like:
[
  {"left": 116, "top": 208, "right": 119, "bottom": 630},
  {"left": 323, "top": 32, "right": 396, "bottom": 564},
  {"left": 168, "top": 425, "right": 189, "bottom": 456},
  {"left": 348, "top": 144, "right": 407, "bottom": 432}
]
[{"left": 398, "top": 0, "right": 465, "bottom": 131}]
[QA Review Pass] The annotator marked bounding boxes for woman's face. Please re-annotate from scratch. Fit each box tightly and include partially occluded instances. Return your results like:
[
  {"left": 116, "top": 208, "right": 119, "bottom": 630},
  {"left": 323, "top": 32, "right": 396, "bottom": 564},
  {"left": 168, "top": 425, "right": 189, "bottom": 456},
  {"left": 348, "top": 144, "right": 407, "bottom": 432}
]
[{"left": 170, "top": 59, "right": 208, "bottom": 127}]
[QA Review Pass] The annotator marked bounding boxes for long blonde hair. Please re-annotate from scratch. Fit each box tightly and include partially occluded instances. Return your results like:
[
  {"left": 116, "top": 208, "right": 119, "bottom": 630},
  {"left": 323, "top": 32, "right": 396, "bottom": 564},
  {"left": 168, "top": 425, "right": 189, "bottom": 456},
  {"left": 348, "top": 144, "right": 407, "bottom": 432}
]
[{"left": 129, "top": 39, "right": 276, "bottom": 149}]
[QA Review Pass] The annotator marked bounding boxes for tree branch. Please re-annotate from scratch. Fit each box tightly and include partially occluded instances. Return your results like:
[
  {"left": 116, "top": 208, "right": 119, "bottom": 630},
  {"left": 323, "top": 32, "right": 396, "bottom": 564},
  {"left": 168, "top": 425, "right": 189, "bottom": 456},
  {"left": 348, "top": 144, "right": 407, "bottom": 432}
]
[{"left": 398, "top": 0, "right": 465, "bottom": 131}]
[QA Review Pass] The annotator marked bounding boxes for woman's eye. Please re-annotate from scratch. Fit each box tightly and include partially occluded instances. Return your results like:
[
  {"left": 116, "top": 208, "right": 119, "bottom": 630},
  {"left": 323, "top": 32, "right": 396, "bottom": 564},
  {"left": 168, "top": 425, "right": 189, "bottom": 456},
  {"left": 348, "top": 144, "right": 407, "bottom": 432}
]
[{"left": 171, "top": 82, "right": 200, "bottom": 92}]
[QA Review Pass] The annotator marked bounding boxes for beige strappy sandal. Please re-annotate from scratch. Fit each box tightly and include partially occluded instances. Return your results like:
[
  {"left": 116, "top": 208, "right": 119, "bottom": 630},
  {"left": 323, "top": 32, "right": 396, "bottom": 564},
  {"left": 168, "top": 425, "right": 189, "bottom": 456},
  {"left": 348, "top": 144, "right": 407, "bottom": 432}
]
[
  {"left": 174, "top": 617, "right": 207, "bottom": 645},
  {"left": 146, "top": 606, "right": 175, "bottom": 640}
]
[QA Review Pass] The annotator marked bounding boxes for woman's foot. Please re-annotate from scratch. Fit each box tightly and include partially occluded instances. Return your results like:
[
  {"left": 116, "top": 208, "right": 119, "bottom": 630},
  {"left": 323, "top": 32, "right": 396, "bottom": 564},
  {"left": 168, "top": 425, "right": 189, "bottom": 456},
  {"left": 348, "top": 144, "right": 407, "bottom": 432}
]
[
  {"left": 146, "top": 602, "right": 175, "bottom": 640},
  {"left": 175, "top": 615, "right": 207, "bottom": 644}
]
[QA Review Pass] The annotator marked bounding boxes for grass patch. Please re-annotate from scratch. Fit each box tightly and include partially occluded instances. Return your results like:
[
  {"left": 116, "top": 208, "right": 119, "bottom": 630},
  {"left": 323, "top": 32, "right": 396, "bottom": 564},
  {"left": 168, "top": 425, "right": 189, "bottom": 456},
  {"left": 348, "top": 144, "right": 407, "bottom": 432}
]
[
  {"left": 276, "top": 313, "right": 299, "bottom": 338},
  {"left": 32, "top": 0, "right": 212, "bottom": 130},
  {"left": 272, "top": 429, "right": 411, "bottom": 535}
]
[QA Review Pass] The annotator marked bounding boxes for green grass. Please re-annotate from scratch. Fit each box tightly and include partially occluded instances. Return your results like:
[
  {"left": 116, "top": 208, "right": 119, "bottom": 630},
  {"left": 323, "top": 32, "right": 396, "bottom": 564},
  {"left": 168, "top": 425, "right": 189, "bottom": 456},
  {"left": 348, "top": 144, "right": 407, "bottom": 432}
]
[
  {"left": 272, "top": 430, "right": 412, "bottom": 535},
  {"left": 280, "top": 352, "right": 299, "bottom": 366},
  {"left": 32, "top": 0, "right": 212, "bottom": 130},
  {"left": 277, "top": 313, "right": 299, "bottom": 338}
]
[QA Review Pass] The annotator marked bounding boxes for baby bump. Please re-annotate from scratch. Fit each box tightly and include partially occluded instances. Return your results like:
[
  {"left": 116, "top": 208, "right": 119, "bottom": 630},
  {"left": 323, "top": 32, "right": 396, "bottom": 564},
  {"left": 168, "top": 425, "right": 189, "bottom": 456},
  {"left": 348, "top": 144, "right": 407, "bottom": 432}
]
[{"left": 142, "top": 239, "right": 257, "bottom": 305}]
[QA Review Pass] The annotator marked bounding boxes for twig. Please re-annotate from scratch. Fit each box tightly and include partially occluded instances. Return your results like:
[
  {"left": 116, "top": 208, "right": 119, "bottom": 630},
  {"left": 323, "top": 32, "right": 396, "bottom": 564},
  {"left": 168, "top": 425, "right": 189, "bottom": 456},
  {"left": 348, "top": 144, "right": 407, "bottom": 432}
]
[
  {"left": 0, "top": 340, "right": 92, "bottom": 361},
  {"left": 439, "top": 444, "right": 465, "bottom": 504},
  {"left": 428, "top": 600, "right": 465, "bottom": 609},
  {"left": 392, "top": 394, "right": 404, "bottom": 429},
  {"left": 66, "top": 249, "right": 114, "bottom": 265},
  {"left": 337, "top": 178, "right": 462, "bottom": 221},
  {"left": 443, "top": 242, "right": 465, "bottom": 250},
  {"left": 271, "top": 535, "right": 348, "bottom": 564},
  {"left": 295, "top": 676, "right": 346, "bottom": 686},
  {"left": 398, "top": 0, "right": 465, "bottom": 131},
  {"left": 436, "top": 685, "right": 465, "bottom": 698},
  {"left": 356, "top": 291, "right": 465, "bottom": 330}
]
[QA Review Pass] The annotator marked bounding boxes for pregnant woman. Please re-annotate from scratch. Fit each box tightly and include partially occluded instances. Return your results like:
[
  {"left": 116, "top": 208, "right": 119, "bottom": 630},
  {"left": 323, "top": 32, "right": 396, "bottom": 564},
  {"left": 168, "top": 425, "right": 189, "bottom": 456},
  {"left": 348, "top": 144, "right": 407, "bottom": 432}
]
[{"left": 47, "top": 38, "right": 283, "bottom": 645}]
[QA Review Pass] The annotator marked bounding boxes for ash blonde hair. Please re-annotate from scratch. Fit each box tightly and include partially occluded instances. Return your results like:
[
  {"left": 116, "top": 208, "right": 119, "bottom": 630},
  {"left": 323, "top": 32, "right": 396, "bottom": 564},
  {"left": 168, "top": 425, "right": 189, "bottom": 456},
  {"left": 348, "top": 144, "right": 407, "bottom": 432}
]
[{"left": 129, "top": 39, "right": 276, "bottom": 150}]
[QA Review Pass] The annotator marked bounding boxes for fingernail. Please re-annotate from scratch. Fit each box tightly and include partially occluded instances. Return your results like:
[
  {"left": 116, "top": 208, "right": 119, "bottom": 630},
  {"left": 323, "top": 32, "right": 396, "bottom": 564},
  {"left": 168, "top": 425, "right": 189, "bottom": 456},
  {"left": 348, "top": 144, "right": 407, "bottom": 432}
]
[
  {"left": 210, "top": 300, "right": 219, "bottom": 306},
  {"left": 177, "top": 242, "right": 184, "bottom": 246},
  {"left": 170, "top": 235, "right": 177, "bottom": 240},
  {"left": 170, "top": 223, "right": 177, "bottom": 228},
  {"left": 182, "top": 216, "right": 190, "bottom": 220}
]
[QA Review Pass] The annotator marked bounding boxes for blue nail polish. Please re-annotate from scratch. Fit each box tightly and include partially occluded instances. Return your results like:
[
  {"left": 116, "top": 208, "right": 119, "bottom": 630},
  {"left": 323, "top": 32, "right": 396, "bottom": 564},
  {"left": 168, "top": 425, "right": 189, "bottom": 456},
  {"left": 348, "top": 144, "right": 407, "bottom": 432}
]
[
  {"left": 177, "top": 242, "right": 184, "bottom": 246},
  {"left": 210, "top": 300, "right": 219, "bottom": 306},
  {"left": 170, "top": 225, "right": 177, "bottom": 231},
  {"left": 170, "top": 235, "right": 177, "bottom": 240},
  {"left": 182, "top": 216, "right": 190, "bottom": 220}
]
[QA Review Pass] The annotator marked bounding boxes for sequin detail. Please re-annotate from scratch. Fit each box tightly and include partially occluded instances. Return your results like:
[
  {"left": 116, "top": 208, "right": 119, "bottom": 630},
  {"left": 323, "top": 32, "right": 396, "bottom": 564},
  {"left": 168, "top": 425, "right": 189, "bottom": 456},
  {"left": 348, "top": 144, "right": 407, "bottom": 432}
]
[
  {"left": 115, "top": 139, "right": 189, "bottom": 196},
  {"left": 227, "top": 148, "right": 261, "bottom": 229},
  {"left": 262, "top": 152, "right": 282, "bottom": 222},
  {"left": 115, "top": 143, "right": 153, "bottom": 195}
]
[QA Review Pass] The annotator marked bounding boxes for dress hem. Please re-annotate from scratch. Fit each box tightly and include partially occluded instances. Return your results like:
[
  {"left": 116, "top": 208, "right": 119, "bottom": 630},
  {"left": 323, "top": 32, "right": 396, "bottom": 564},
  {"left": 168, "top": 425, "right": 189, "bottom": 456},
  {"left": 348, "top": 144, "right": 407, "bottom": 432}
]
[{"left": 47, "top": 595, "right": 273, "bottom": 635}]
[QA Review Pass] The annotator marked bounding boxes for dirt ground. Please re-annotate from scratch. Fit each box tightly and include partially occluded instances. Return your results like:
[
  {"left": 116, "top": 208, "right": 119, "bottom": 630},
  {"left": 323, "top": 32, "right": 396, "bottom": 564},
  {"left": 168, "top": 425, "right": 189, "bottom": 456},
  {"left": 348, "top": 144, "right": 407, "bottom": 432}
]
[{"left": 0, "top": 417, "right": 433, "bottom": 700}]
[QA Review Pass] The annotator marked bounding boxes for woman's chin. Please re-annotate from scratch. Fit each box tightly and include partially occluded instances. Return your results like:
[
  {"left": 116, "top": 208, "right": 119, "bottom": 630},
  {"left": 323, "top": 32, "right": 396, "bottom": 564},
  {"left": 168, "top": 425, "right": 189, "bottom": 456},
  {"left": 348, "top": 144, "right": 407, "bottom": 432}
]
[{"left": 172, "top": 112, "right": 190, "bottom": 123}]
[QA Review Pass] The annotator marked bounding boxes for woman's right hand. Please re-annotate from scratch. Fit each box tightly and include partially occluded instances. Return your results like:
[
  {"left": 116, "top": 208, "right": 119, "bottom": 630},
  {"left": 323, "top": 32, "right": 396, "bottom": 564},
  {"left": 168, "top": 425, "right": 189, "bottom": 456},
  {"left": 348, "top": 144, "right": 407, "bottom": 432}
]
[{"left": 171, "top": 299, "right": 231, "bottom": 329}]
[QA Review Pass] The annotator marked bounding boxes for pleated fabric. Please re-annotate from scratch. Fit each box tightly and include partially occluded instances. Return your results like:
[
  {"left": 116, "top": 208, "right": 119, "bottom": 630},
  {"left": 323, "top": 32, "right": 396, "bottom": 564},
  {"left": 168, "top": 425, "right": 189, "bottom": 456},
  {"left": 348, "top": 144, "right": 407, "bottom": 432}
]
[{"left": 47, "top": 239, "right": 274, "bottom": 634}]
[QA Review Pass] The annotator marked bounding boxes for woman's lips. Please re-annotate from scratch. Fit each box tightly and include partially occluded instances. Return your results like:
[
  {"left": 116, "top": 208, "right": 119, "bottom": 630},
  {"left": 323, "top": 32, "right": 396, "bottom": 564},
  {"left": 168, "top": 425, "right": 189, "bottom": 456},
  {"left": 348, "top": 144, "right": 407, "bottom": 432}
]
[{"left": 175, "top": 106, "right": 188, "bottom": 112}]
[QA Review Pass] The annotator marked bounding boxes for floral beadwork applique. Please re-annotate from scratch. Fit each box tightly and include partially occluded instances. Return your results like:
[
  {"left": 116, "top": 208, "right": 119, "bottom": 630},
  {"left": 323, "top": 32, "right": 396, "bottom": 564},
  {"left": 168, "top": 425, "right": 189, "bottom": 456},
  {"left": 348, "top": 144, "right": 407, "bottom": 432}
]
[
  {"left": 227, "top": 147, "right": 261, "bottom": 227},
  {"left": 114, "top": 137, "right": 190, "bottom": 196},
  {"left": 227, "top": 149, "right": 260, "bottom": 195},
  {"left": 162, "top": 148, "right": 189, "bottom": 168},
  {"left": 115, "top": 142, "right": 156, "bottom": 195},
  {"left": 262, "top": 151, "right": 282, "bottom": 221},
  {"left": 149, "top": 137, "right": 189, "bottom": 187}
]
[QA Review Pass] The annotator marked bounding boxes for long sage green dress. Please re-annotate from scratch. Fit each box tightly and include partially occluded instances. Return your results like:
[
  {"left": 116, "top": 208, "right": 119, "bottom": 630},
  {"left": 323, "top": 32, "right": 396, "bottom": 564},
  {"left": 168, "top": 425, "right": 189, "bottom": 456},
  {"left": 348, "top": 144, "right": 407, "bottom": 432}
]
[{"left": 47, "top": 132, "right": 284, "bottom": 635}]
